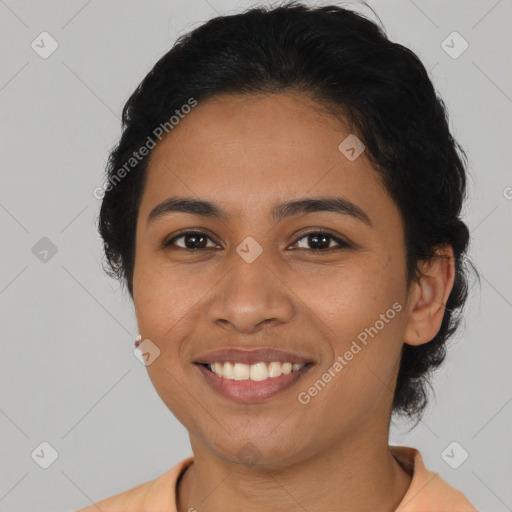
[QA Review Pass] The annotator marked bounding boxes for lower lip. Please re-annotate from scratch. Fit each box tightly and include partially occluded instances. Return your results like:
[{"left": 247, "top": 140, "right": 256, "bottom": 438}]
[{"left": 195, "top": 363, "right": 313, "bottom": 403}]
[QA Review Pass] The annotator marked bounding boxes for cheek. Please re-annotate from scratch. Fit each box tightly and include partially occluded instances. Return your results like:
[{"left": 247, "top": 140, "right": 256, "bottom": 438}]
[
  {"left": 301, "top": 267, "right": 406, "bottom": 429},
  {"left": 305, "top": 249, "right": 404, "bottom": 329},
  {"left": 303, "top": 249, "right": 406, "bottom": 379},
  {"left": 133, "top": 256, "right": 212, "bottom": 376},
  {"left": 133, "top": 261, "right": 199, "bottom": 421},
  {"left": 133, "top": 252, "right": 203, "bottom": 331}
]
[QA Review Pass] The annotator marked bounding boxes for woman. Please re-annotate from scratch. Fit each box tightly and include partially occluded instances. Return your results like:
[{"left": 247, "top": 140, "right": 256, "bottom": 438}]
[{"left": 77, "top": 2, "right": 478, "bottom": 511}]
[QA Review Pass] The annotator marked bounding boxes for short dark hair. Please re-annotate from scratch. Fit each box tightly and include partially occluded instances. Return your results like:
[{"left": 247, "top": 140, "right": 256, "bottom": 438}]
[{"left": 97, "top": 1, "right": 475, "bottom": 424}]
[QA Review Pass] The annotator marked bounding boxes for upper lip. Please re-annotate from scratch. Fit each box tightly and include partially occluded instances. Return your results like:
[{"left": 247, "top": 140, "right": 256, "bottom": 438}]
[{"left": 194, "top": 348, "right": 315, "bottom": 365}]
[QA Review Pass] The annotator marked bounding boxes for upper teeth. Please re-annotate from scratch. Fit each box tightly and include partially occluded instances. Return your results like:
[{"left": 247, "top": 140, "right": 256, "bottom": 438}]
[{"left": 207, "top": 361, "right": 307, "bottom": 381}]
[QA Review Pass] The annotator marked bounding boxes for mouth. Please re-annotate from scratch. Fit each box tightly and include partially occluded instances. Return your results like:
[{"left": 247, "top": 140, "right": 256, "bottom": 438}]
[{"left": 193, "top": 351, "right": 315, "bottom": 403}]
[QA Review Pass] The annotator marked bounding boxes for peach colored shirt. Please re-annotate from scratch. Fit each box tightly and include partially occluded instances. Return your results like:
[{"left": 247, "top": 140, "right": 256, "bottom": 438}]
[{"left": 75, "top": 446, "right": 478, "bottom": 512}]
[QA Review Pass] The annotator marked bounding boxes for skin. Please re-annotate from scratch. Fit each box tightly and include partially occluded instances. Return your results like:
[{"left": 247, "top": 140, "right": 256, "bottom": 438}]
[{"left": 132, "top": 92, "right": 455, "bottom": 512}]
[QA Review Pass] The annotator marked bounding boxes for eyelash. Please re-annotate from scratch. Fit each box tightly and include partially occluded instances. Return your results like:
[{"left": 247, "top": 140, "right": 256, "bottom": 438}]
[{"left": 162, "top": 229, "right": 352, "bottom": 253}]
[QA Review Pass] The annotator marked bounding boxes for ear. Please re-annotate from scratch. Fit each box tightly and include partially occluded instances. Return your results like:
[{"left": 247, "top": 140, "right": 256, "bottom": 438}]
[{"left": 403, "top": 245, "right": 456, "bottom": 346}]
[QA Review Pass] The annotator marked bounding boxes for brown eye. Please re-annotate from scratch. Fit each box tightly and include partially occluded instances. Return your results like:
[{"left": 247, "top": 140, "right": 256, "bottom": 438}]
[
  {"left": 292, "top": 230, "right": 351, "bottom": 251},
  {"left": 163, "top": 231, "right": 218, "bottom": 250},
  {"left": 162, "top": 229, "right": 351, "bottom": 252}
]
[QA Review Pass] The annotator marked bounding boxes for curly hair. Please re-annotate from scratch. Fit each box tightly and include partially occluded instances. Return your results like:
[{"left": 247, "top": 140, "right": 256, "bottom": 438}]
[{"left": 97, "top": 1, "right": 475, "bottom": 424}]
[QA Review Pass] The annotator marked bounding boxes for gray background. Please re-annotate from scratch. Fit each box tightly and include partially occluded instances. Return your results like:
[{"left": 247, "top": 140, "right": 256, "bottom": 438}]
[{"left": 0, "top": 0, "right": 510, "bottom": 511}]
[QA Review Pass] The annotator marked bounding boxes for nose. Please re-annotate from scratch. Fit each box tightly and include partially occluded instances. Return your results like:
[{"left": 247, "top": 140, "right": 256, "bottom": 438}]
[{"left": 207, "top": 256, "right": 295, "bottom": 335}]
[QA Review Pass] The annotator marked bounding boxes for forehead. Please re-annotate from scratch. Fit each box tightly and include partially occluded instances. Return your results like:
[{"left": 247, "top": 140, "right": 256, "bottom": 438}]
[{"left": 140, "top": 92, "right": 396, "bottom": 227}]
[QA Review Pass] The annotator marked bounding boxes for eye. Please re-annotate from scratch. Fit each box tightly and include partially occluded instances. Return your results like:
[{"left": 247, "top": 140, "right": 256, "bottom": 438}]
[
  {"left": 291, "top": 230, "right": 351, "bottom": 251},
  {"left": 163, "top": 230, "right": 219, "bottom": 250},
  {"left": 163, "top": 229, "right": 351, "bottom": 252}
]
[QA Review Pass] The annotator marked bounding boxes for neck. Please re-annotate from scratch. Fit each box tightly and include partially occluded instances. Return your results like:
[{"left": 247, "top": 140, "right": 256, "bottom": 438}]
[{"left": 176, "top": 431, "right": 412, "bottom": 512}]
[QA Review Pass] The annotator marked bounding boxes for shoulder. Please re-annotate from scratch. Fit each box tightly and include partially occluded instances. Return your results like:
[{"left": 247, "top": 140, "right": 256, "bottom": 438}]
[
  {"left": 76, "top": 473, "right": 161, "bottom": 512},
  {"left": 391, "top": 445, "right": 478, "bottom": 512},
  {"left": 74, "top": 478, "right": 155, "bottom": 512},
  {"left": 74, "top": 457, "right": 194, "bottom": 512}
]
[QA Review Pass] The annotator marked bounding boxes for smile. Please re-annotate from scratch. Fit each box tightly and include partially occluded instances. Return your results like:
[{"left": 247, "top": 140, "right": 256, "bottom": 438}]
[
  {"left": 195, "top": 361, "right": 314, "bottom": 402},
  {"left": 204, "top": 361, "right": 307, "bottom": 381}
]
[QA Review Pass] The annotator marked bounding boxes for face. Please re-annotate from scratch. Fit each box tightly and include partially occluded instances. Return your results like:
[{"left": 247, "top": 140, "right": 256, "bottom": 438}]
[{"left": 132, "top": 92, "right": 413, "bottom": 466}]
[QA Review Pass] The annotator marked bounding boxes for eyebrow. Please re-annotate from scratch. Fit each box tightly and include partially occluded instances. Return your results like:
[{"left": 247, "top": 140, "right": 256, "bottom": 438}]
[{"left": 147, "top": 196, "right": 372, "bottom": 227}]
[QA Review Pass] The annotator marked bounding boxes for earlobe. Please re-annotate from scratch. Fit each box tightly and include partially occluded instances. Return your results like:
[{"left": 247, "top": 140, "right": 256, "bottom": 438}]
[{"left": 403, "top": 245, "right": 456, "bottom": 346}]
